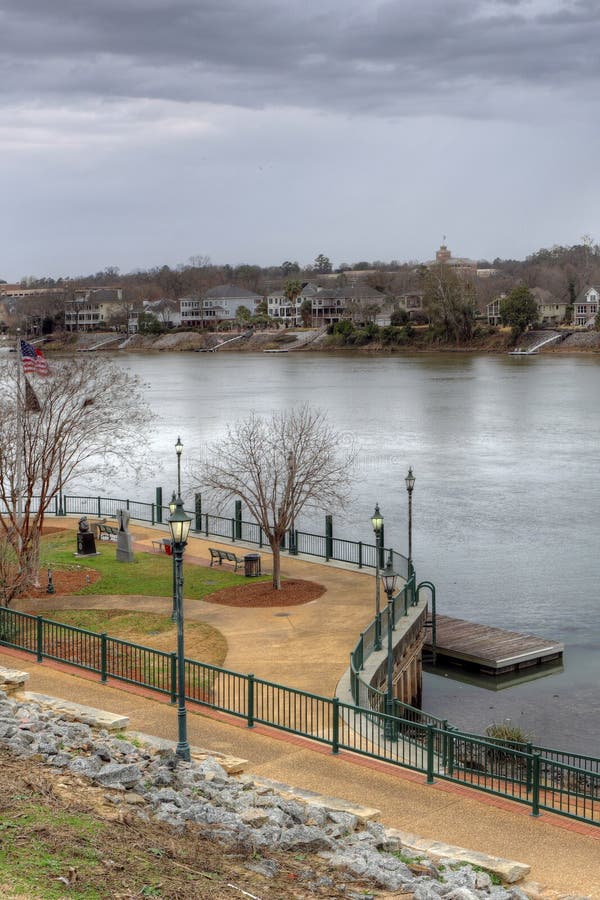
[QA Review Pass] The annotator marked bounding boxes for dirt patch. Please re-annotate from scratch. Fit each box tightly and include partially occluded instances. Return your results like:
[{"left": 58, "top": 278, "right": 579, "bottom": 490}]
[
  {"left": 206, "top": 578, "right": 325, "bottom": 607},
  {"left": 21, "top": 567, "right": 102, "bottom": 599}
]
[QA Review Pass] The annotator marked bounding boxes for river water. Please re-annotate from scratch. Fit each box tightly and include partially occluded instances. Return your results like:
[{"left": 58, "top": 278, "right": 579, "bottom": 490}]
[{"left": 98, "top": 351, "right": 600, "bottom": 753}]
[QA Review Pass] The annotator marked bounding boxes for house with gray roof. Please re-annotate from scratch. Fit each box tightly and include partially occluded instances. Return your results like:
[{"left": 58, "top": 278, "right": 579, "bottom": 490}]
[
  {"left": 574, "top": 286, "right": 599, "bottom": 327},
  {"left": 180, "top": 284, "right": 262, "bottom": 327}
]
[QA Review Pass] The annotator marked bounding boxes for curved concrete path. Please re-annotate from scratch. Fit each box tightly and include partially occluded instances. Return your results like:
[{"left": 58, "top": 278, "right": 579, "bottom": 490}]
[{"left": 5, "top": 522, "right": 599, "bottom": 897}]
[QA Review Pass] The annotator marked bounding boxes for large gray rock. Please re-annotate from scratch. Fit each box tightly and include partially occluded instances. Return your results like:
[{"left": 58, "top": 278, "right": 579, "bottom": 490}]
[
  {"left": 94, "top": 763, "right": 142, "bottom": 788},
  {"left": 69, "top": 756, "right": 103, "bottom": 777}
]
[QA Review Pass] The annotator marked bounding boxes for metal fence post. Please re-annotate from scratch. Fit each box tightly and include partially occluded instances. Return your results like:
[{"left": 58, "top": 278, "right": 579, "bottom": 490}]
[
  {"left": 247, "top": 673, "right": 255, "bottom": 728},
  {"left": 531, "top": 752, "right": 541, "bottom": 816},
  {"left": 358, "top": 541, "right": 363, "bottom": 569},
  {"left": 231, "top": 518, "right": 236, "bottom": 542},
  {"left": 195, "top": 493, "right": 202, "bottom": 532},
  {"left": 332, "top": 697, "right": 340, "bottom": 754},
  {"left": 426, "top": 724, "right": 435, "bottom": 783},
  {"left": 235, "top": 500, "right": 242, "bottom": 540},
  {"left": 156, "top": 487, "right": 163, "bottom": 525},
  {"left": 97, "top": 496, "right": 101, "bottom": 517},
  {"left": 100, "top": 633, "right": 107, "bottom": 683},
  {"left": 170, "top": 653, "right": 177, "bottom": 704},
  {"left": 36, "top": 616, "right": 43, "bottom": 662},
  {"left": 325, "top": 515, "right": 333, "bottom": 561},
  {"left": 526, "top": 742, "right": 533, "bottom": 792},
  {"left": 204, "top": 513, "right": 209, "bottom": 537},
  {"left": 447, "top": 728, "right": 455, "bottom": 776}
]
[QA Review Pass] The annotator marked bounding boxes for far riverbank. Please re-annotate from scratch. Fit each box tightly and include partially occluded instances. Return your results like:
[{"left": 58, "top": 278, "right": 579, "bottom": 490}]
[{"left": 12, "top": 327, "right": 600, "bottom": 355}]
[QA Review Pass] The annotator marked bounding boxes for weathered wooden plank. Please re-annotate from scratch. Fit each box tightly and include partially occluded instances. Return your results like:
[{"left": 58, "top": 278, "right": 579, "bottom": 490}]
[{"left": 425, "top": 615, "right": 563, "bottom": 673}]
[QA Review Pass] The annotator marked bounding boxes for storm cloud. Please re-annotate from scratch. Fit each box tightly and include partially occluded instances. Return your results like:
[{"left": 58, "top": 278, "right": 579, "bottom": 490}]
[{"left": 1, "top": 0, "right": 599, "bottom": 278}]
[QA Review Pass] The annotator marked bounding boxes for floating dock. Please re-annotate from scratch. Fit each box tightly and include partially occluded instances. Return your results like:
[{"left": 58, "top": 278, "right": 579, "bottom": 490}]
[{"left": 425, "top": 615, "right": 563, "bottom": 676}]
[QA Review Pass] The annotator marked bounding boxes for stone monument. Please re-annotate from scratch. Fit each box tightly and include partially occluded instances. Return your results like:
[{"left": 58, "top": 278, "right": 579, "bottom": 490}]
[
  {"left": 76, "top": 516, "right": 97, "bottom": 556},
  {"left": 116, "top": 508, "right": 134, "bottom": 563}
]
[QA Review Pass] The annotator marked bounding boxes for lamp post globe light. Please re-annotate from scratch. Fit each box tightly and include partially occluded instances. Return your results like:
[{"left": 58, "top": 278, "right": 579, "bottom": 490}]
[
  {"left": 175, "top": 436, "right": 183, "bottom": 496},
  {"left": 370, "top": 504, "right": 384, "bottom": 651},
  {"left": 168, "top": 453, "right": 192, "bottom": 763},
  {"left": 381, "top": 555, "right": 400, "bottom": 741},
  {"left": 405, "top": 467, "right": 415, "bottom": 572}
]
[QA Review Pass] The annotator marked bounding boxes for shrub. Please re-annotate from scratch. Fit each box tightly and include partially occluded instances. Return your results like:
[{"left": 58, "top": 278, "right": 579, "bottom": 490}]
[{"left": 485, "top": 720, "right": 532, "bottom": 745}]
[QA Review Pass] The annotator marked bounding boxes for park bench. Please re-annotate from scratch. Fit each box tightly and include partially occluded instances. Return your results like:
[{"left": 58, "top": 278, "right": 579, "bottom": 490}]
[
  {"left": 97, "top": 523, "right": 118, "bottom": 542},
  {"left": 152, "top": 537, "right": 173, "bottom": 555},
  {"left": 209, "top": 547, "right": 241, "bottom": 571}
]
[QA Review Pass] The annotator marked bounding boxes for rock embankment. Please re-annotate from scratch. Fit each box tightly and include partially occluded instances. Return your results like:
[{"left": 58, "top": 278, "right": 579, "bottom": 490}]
[{"left": 0, "top": 688, "right": 553, "bottom": 899}]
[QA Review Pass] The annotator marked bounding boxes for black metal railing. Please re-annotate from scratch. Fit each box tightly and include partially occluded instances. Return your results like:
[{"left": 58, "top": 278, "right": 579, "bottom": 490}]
[
  {"left": 1, "top": 604, "right": 597, "bottom": 827},
  {"left": 44, "top": 494, "right": 409, "bottom": 577}
]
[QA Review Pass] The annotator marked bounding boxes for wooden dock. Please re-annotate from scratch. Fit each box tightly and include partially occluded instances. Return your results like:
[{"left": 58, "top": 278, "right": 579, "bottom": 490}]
[{"left": 425, "top": 615, "right": 563, "bottom": 675}]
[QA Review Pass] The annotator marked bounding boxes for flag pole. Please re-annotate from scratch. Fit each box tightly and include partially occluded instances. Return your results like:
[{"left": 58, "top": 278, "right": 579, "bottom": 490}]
[{"left": 15, "top": 328, "right": 24, "bottom": 535}]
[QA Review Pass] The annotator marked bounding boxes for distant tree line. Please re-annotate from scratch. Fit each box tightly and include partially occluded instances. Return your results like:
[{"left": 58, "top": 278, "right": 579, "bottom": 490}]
[{"left": 5, "top": 237, "right": 600, "bottom": 339}]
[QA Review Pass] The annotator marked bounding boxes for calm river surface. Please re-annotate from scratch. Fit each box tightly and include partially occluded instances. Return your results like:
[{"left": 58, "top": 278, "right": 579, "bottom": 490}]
[{"left": 101, "top": 351, "right": 599, "bottom": 753}]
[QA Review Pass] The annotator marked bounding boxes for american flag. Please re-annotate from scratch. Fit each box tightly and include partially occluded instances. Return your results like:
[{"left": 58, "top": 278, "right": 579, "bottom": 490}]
[{"left": 20, "top": 339, "right": 49, "bottom": 376}]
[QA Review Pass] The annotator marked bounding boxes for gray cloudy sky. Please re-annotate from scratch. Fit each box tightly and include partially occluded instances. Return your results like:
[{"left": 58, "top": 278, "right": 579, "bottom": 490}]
[{"left": 1, "top": 0, "right": 599, "bottom": 279}]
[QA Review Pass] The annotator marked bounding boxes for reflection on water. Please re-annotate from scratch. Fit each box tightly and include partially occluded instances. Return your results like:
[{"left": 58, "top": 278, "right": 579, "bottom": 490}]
[
  {"left": 423, "top": 661, "right": 565, "bottom": 692},
  {"left": 81, "top": 351, "right": 600, "bottom": 753}
]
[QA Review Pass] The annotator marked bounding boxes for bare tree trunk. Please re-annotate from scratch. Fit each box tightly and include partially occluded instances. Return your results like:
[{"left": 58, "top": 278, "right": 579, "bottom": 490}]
[
  {"left": 270, "top": 539, "right": 282, "bottom": 590},
  {"left": 22, "top": 532, "right": 41, "bottom": 587}
]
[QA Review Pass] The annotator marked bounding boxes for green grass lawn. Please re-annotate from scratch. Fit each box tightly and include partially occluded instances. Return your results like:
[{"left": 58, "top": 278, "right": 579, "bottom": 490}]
[
  {"left": 41, "top": 609, "right": 228, "bottom": 665},
  {"left": 40, "top": 531, "right": 268, "bottom": 599}
]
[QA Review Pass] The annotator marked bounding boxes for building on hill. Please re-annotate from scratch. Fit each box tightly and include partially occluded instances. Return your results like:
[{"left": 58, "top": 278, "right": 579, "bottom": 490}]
[
  {"left": 180, "top": 284, "right": 262, "bottom": 328},
  {"left": 0, "top": 284, "right": 65, "bottom": 299},
  {"left": 424, "top": 243, "right": 478, "bottom": 279}
]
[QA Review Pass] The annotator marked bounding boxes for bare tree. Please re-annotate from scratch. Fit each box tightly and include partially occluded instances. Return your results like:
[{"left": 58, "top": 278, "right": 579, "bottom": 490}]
[
  {"left": 200, "top": 407, "right": 355, "bottom": 589},
  {"left": 422, "top": 264, "right": 477, "bottom": 343},
  {"left": 0, "top": 355, "right": 151, "bottom": 600}
]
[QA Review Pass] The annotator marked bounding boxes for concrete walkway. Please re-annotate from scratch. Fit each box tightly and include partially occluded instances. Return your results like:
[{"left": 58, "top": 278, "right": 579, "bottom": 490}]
[{"left": 6, "top": 523, "right": 600, "bottom": 897}]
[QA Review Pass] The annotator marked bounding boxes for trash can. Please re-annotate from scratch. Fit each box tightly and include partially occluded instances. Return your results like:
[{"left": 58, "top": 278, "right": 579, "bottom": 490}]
[{"left": 244, "top": 553, "right": 261, "bottom": 577}]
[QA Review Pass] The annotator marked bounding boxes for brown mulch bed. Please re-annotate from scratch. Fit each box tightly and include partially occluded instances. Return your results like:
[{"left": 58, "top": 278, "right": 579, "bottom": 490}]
[{"left": 205, "top": 578, "right": 325, "bottom": 607}]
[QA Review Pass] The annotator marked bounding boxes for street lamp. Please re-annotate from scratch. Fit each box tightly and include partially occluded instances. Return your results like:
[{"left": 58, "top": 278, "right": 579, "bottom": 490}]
[
  {"left": 175, "top": 436, "right": 183, "bottom": 496},
  {"left": 405, "top": 467, "right": 415, "bottom": 572},
  {"left": 381, "top": 555, "right": 400, "bottom": 741},
  {"left": 370, "top": 503, "right": 384, "bottom": 651},
  {"left": 168, "top": 484, "right": 192, "bottom": 762}
]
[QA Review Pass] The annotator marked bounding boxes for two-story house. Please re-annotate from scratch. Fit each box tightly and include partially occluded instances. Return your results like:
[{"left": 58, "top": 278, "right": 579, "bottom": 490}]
[
  {"left": 64, "top": 286, "right": 124, "bottom": 331},
  {"left": 180, "top": 285, "right": 262, "bottom": 328},
  {"left": 574, "top": 286, "right": 599, "bottom": 327},
  {"left": 531, "top": 288, "right": 568, "bottom": 325},
  {"left": 267, "top": 282, "right": 320, "bottom": 325}
]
